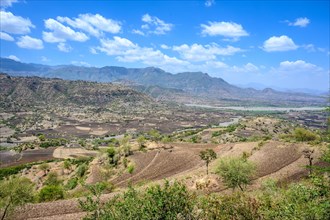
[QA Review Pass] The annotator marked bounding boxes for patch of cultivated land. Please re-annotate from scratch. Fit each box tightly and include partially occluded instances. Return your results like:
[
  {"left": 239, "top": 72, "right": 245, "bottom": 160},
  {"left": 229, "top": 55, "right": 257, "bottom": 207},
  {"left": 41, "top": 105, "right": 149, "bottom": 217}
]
[
  {"left": 53, "top": 147, "right": 98, "bottom": 159},
  {"left": 12, "top": 141, "right": 324, "bottom": 219}
]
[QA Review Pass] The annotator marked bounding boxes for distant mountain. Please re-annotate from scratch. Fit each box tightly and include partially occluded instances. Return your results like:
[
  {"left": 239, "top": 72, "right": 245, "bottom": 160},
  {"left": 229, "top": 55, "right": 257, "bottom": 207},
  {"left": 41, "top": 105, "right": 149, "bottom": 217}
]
[
  {"left": 0, "top": 58, "right": 326, "bottom": 106},
  {"left": 237, "top": 82, "right": 327, "bottom": 96}
]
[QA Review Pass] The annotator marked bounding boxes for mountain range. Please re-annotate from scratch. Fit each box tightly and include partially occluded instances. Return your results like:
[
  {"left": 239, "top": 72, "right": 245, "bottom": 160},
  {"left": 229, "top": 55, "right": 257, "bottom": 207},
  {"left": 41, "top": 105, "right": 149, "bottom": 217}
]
[{"left": 0, "top": 58, "right": 326, "bottom": 106}]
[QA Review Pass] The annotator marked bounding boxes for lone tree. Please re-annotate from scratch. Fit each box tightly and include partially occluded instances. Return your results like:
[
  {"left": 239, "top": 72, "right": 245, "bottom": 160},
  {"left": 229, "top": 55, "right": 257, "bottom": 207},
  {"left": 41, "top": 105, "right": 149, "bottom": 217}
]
[
  {"left": 216, "top": 157, "right": 255, "bottom": 191},
  {"left": 302, "top": 148, "right": 314, "bottom": 175},
  {"left": 199, "top": 149, "right": 217, "bottom": 175},
  {"left": 0, "top": 177, "right": 35, "bottom": 220}
]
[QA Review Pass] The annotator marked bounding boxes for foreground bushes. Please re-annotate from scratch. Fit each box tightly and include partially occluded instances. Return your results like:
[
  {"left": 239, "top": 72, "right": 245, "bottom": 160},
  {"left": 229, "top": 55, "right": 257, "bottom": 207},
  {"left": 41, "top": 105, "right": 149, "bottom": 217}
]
[{"left": 80, "top": 176, "right": 330, "bottom": 220}]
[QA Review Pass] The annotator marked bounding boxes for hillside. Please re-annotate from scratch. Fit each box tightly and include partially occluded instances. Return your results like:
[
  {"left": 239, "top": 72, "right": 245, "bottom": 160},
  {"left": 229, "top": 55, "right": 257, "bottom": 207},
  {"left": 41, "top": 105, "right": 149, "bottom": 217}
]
[
  {"left": 0, "top": 58, "right": 326, "bottom": 106},
  {"left": 0, "top": 73, "right": 154, "bottom": 111}
]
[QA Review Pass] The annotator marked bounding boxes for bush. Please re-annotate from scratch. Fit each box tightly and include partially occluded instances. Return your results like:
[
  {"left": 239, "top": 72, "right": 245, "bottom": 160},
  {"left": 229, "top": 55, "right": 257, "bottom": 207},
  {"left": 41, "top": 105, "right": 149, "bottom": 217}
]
[
  {"left": 77, "top": 163, "right": 88, "bottom": 177},
  {"left": 216, "top": 157, "right": 256, "bottom": 191},
  {"left": 293, "top": 128, "right": 318, "bottom": 142},
  {"left": 44, "top": 171, "right": 61, "bottom": 186},
  {"left": 65, "top": 177, "right": 78, "bottom": 190},
  {"left": 80, "top": 181, "right": 196, "bottom": 220},
  {"left": 38, "top": 185, "right": 64, "bottom": 202}
]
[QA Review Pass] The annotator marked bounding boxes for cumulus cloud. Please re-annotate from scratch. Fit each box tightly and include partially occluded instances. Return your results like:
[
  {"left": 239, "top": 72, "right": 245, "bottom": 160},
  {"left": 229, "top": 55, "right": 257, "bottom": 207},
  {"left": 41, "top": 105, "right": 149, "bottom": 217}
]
[
  {"left": 0, "top": 31, "right": 14, "bottom": 41},
  {"left": 288, "top": 17, "right": 310, "bottom": 27},
  {"left": 205, "top": 0, "right": 215, "bottom": 7},
  {"left": 133, "top": 14, "right": 173, "bottom": 36},
  {"left": 262, "top": 35, "right": 298, "bottom": 52},
  {"left": 16, "top": 35, "right": 44, "bottom": 49},
  {"left": 0, "top": 11, "right": 35, "bottom": 34},
  {"left": 57, "top": 13, "right": 121, "bottom": 37},
  {"left": 278, "top": 60, "right": 322, "bottom": 72},
  {"left": 7, "top": 55, "right": 20, "bottom": 61},
  {"left": 57, "top": 42, "right": 72, "bottom": 52},
  {"left": 201, "top": 21, "right": 248, "bottom": 40},
  {"left": 43, "top": 18, "right": 89, "bottom": 43},
  {"left": 96, "top": 36, "right": 188, "bottom": 67},
  {"left": 0, "top": 0, "right": 18, "bottom": 8},
  {"left": 172, "top": 43, "right": 243, "bottom": 62}
]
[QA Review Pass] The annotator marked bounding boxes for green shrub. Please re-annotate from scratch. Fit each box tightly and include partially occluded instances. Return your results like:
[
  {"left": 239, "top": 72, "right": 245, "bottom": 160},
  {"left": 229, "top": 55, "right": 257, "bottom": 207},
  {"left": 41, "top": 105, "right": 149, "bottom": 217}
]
[
  {"left": 44, "top": 171, "right": 61, "bottom": 186},
  {"left": 65, "top": 177, "right": 78, "bottom": 190},
  {"left": 38, "top": 185, "right": 64, "bottom": 202},
  {"left": 212, "top": 131, "right": 222, "bottom": 137},
  {"left": 293, "top": 128, "right": 318, "bottom": 142},
  {"left": 80, "top": 181, "right": 196, "bottom": 220},
  {"left": 77, "top": 163, "right": 88, "bottom": 177}
]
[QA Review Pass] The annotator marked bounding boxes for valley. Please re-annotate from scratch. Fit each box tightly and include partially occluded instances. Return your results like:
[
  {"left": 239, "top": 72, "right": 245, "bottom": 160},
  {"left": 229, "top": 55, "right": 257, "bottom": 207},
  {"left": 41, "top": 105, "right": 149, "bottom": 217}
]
[{"left": 0, "top": 65, "right": 329, "bottom": 220}]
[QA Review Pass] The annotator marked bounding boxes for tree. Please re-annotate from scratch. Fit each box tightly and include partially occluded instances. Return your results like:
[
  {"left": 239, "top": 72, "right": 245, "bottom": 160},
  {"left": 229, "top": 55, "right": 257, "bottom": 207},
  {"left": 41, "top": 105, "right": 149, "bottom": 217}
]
[
  {"left": 0, "top": 177, "right": 35, "bottom": 220},
  {"left": 302, "top": 149, "right": 314, "bottom": 175},
  {"left": 216, "top": 157, "right": 255, "bottom": 191},
  {"left": 199, "top": 149, "right": 217, "bottom": 175}
]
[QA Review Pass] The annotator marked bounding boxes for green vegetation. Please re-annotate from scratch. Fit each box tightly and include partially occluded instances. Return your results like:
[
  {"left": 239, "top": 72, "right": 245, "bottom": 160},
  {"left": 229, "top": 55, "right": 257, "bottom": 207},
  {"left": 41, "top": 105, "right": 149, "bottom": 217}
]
[
  {"left": 293, "top": 127, "right": 318, "bottom": 142},
  {"left": 80, "top": 176, "right": 330, "bottom": 220},
  {"left": 44, "top": 172, "right": 61, "bottom": 186},
  {"left": 38, "top": 185, "right": 64, "bottom": 202},
  {"left": 199, "top": 149, "right": 217, "bottom": 175},
  {"left": 0, "top": 177, "right": 35, "bottom": 220},
  {"left": 216, "top": 157, "right": 256, "bottom": 191},
  {"left": 127, "top": 164, "right": 135, "bottom": 174},
  {"left": 80, "top": 181, "right": 195, "bottom": 220},
  {"left": 65, "top": 177, "right": 78, "bottom": 190},
  {"left": 39, "top": 138, "right": 67, "bottom": 148}
]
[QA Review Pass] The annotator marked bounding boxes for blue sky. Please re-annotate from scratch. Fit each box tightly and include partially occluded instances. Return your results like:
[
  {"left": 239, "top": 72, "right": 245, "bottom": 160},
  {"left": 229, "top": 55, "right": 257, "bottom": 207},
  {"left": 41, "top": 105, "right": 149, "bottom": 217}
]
[{"left": 1, "top": 0, "right": 329, "bottom": 90}]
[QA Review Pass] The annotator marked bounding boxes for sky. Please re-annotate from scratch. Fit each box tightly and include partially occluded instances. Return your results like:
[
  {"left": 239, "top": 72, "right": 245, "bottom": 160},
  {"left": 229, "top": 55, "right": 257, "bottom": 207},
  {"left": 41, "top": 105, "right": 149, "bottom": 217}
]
[{"left": 0, "top": 0, "right": 329, "bottom": 90}]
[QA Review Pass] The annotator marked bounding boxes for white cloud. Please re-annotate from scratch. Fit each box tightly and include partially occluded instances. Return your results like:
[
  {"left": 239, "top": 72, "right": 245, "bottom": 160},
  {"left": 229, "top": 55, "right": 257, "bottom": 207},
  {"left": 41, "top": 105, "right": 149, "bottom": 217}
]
[
  {"left": 57, "top": 42, "right": 72, "bottom": 52},
  {"left": 0, "top": 11, "right": 35, "bottom": 34},
  {"left": 172, "top": 43, "right": 243, "bottom": 62},
  {"left": 96, "top": 36, "right": 188, "bottom": 68},
  {"left": 231, "top": 63, "right": 259, "bottom": 73},
  {"left": 262, "top": 35, "right": 298, "bottom": 52},
  {"left": 132, "top": 29, "right": 145, "bottom": 36},
  {"left": 90, "top": 47, "right": 98, "bottom": 54},
  {"left": 71, "top": 61, "right": 91, "bottom": 67},
  {"left": 288, "top": 17, "right": 310, "bottom": 27},
  {"left": 134, "top": 14, "right": 173, "bottom": 35},
  {"left": 205, "top": 0, "right": 215, "bottom": 7},
  {"left": 0, "top": 31, "right": 14, "bottom": 41},
  {"left": 278, "top": 60, "right": 322, "bottom": 72},
  {"left": 43, "top": 18, "right": 89, "bottom": 43},
  {"left": 0, "top": 0, "right": 18, "bottom": 8},
  {"left": 57, "top": 13, "right": 121, "bottom": 37},
  {"left": 201, "top": 21, "right": 248, "bottom": 39},
  {"left": 161, "top": 44, "right": 170, "bottom": 49},
  {"left": 16, "top": 35, "right": 44, "bottom": 49},
  {"left": 7, "top": 55, "right": 20, "bottom": 61}
]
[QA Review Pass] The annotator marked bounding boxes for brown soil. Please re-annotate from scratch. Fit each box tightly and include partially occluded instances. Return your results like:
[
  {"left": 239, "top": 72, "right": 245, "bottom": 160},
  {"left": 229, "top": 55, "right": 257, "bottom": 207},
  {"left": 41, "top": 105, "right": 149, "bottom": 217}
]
[{"left": 10, "top": 141, "right": 326, "bottom": 219}]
